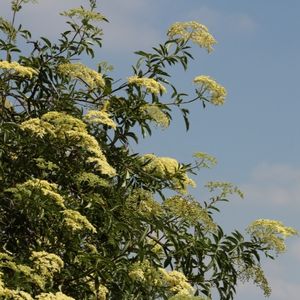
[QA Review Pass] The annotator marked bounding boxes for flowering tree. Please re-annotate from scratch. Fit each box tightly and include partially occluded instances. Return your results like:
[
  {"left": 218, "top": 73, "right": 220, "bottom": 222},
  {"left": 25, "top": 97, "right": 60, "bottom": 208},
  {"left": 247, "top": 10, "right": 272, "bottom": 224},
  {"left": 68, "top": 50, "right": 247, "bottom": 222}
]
[{"left": 0, "top": 1, "right": 297, "bottom": 299}]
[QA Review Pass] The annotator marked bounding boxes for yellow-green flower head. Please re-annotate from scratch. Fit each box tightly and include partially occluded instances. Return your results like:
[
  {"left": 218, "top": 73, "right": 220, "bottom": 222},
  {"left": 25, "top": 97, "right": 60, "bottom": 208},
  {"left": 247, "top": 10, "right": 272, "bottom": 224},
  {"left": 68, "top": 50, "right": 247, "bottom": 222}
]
[
  {"left": 128, "top": 76, "right": 167, "bottom": 95},
  {"left": 125, "top": 188, "right": 162, "bottom": 218},
  {"left": 129, "top": 268, "right": 146, "bottom": 282},
  {"left": 142, "top": 154, "right": 178, "bottom": 176},
  {"left": 0, "top": 253, "right": 12, "bottom": 261},
  {"left": 129, "top": 260, "right": 168, "bottom": 288},
  {"left": 30, "top": 251, "right": 64, "bottom": 278},
  {"left": 140, "top": 104, "right": 170, "bottom": 128},
  {"left": 163, "top": 195, "right": 216, "bottom": 229},
  {"left": 62, "top": 209, "right": 97, "bottom": 233},
  {"left": 6, "top": 179, "right": 65, "bottom": 208},
  {"left": 86, "top": 157, "right": 116, "bottom": 177},
  {"left": 146, "top": 238, "right": 164, "bottom": 255},
  {"left": 0, "top": 60, "right": 38, "bottom": 78},
  {"left": 238, "top": 263, "right": 271, "bottom": 297},
  {"left": 0, "top": 252, "right": 48, "bottom": 292},
  {"left": 35, "top": 158, "right": 59, "bottom": 171},
  {"left": 0, "top": 288, "right": 33, "bottom": 300},
  {"left": 61, "top": 7, "right": 106, "bottom": 22},
  {"left": 97, "top": 284, "right": 109, "bottom": 300},
  {"left": 159, "top": 269, "right": 194, "bottom": 296},
  {"left": 84, "top": 109, "right": 116, "bottom": 129},
  {"left": 169, "top": 296, "right": 209, "bottom": 300},
  {"left": 247, "top": 219, "right": 298, "bottom": 253},
  {"left": 205, "top": 181, "right": 244, "bottom": 199},
  {"left": 20, "top": 118, "right": 56, "bottom": 138},
  {"left": 129, "top": 260, "right": 194, "bottom": 299},
  {"left": 0, "top": 17, "right": 17, "bottom": 41},
  {"left": 41, "top": 111, "right": 87, "bottom": 132},
  {"left": 20, "top": 112, "right": 116, "bottom": 177},
  {"left": 193, "top": 152, "right": 217, "bottom": 168},
  {"left": 129, "top": 260, "right": 151, "bottom": 282},
  {"left": 167, "top": 21, "right": 216, "bottom": 52},
  {"left": 58, "top": 63, "right": 105, "bottom": 89},
  {"left": 141, "top": 154, "right": 196, "bottom": 193},
  {"left": 75, "top": 172, "right": 109, "bottom": 188},
  {"left": 35, "top": 292, "right": 75, "bottom": 300},
  {"left": 10, "top": 0, "right": 38, "bottom": 13},
  {"left": 193, "top": 75, "right": 227, "bottom": 106}
]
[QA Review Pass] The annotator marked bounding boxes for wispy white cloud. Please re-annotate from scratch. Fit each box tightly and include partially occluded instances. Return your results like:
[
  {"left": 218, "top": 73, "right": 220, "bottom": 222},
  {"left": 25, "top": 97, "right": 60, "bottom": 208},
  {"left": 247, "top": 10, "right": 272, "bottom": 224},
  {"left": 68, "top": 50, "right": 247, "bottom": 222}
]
[
  {"left": 101, "top": 21, "right": 160, "bottom": 53},
  {"left": 235, "top": 256, "right": 300, "bottom": 300},
  {"left": 240, "top": 163, "right": 300, "bottom": 207},
  {"left": 2, "top": 2, "right": 256, "bottom": 54},
  {"left": 290, "top": 239, "right": 300, "bottom": 263},
  {"left": 99, "top": 0, "right": 162, "bottom": 52},
  {"left": 2, "top": 0, "right": 82, "bottom": 39},
  {"left": 250, "top": 163, "right": 300, "bottom": 183},
  {"left": 231, "top": 162, "right": 300, "bottom": 300},
  {"left": 268, "top": 278, "right": 300, "bottom": 299},
  {"left": 2, "top": 0, "right": 162, "bottom": 52},
  {"left": 237, "top": 274, "right": 300, "bottom": 300},
  {"left": 264, "top": 259, "right": 300, "bottom": 300},
  {"left": 218, "top": 161, "right": 300, "bottom": 300},
  {"left": 187, "top": 6, "right": 257, "bottom": 35}
]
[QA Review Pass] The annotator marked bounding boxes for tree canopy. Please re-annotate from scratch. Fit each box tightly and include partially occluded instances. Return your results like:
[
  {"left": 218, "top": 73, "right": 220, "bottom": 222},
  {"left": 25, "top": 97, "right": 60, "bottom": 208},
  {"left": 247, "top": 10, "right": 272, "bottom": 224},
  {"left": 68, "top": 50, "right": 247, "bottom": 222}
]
[{"left": 0, "top": 1, "right": 297, "bottom": 299}]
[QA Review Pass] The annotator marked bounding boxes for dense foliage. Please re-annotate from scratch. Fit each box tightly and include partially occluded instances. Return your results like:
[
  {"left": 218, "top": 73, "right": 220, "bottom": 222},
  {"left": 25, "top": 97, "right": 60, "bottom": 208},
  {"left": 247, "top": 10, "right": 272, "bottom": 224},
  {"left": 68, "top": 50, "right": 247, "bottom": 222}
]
[{"left": 0, "top": 1, "right": 297, "bottom": 299}]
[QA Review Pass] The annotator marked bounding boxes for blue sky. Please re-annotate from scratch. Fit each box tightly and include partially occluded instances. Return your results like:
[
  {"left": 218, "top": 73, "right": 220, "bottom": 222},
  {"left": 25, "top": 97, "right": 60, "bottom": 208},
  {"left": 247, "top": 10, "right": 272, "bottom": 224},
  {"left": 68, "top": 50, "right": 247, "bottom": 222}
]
[{"left": 2, "top": 0, "right": 300, "bottom": 299}]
